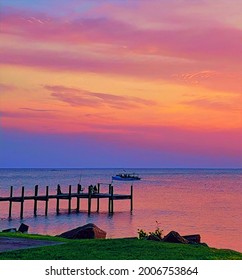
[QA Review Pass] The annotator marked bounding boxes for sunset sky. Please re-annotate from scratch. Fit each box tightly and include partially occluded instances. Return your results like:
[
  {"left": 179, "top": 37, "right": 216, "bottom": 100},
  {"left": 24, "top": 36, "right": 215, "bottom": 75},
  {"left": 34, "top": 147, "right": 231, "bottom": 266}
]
[{"left": 0, "top": 0, "right": 241, "bottom": 168}]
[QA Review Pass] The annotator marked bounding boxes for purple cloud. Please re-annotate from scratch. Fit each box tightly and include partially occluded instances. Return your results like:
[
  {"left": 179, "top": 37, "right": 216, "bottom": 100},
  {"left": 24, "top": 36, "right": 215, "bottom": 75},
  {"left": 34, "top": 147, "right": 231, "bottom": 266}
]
[{"left": 45, "top": 85, "right": 155, "bottom": 109}]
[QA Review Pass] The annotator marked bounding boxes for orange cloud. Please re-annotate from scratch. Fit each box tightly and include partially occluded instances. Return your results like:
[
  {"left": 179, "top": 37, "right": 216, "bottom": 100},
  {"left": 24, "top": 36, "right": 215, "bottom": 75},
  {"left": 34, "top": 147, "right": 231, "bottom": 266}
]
[{"left": 182, "top": 98, "right": 241, "bottom": 111}]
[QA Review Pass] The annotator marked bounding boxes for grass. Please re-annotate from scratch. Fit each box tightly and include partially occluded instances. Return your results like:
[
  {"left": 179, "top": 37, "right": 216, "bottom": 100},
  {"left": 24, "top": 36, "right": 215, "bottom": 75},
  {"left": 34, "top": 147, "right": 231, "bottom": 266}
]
[{"left": 0, "top": 233, "right": 241, "bottom": 260}]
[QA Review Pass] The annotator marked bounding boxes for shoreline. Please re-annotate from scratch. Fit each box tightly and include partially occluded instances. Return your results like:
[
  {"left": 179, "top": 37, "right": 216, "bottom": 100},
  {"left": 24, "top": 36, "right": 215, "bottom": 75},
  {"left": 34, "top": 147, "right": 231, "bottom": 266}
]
[{"left": 0, "top": 232, "right": 241, "bottom": 255}]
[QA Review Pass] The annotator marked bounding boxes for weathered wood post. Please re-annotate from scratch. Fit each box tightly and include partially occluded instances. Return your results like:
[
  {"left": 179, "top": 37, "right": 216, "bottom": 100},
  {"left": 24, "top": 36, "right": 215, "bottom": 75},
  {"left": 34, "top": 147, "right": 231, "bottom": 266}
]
[
  {"left": 68, "top": 185, "right": 72, "bottom": 214},
  {"left": 56, "top": 184, "right": 60, "bottom": 215},
  {"left": 8, "top": 186, "right": 13, "bottom": 218},
  {"left": 110, "top": 185, "right": 114, "bottom": 213},
  {"left": 96, "top": 183, "right": 100, "bottom": 212},
  {"left": 76, "top": 184, "right": 81, "bottom": 213},
  {"left": 88, "top": 185, "right": 92, "bottom": 215},
  {"left": 130, "top": 184, "right": 133, "bottom": 212},
  {"left": 108, "top": 184, "right": 111, "bottom": 213},
  {"left": 108, "top": 184, "right": 114, "bottom": 213},
  {"left": 45, "top": 186, "right": 49, "bottom": 216},
  {"left": 20, "top": 186, "right": 24, "bottom": 219},
  {"left": 34, "top": 185, "right": 38, "bottom": 216}
]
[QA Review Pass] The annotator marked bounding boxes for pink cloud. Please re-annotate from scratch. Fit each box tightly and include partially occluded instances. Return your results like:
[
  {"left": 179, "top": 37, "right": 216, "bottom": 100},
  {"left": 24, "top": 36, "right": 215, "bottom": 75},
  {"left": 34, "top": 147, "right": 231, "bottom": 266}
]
[
  {"left": 129, "top": 27, "right": 242, "bottom": 63},
  {"left": 182, "top": 97, "right": 240, "bottom": 111},
  {"left": 1, "top": 6, "right": 241, "bottom": 94},
  {"left": 2, "top": 7, "right": 241, "bottom": 63},
  {"left": 45, "top": 85, "right": 155, "bottom": 109},
  {"left": 0, "top": 83, "right": 16, "bottom": 93},
  {"left": 1, "top": 9, "right": 133, "bottom": 46},
  {"left": 20, "top": 107, "right": 58, "bottom": 112},
  {"left": 0, "top": 109, "right": 58, "bottom": 121},
  {"left": 1, "top": 45, "right": 241, "bottom": 95},
  {"left": 173, "top": 71, "right": 242, "bottom": 94},
  {"left": 0, "top": 47, "right": 187, "bottom": 80}
]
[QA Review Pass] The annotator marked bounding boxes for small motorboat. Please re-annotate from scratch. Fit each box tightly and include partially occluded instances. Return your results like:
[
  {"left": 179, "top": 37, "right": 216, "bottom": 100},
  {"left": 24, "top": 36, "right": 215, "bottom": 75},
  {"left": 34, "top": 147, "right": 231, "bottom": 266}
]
[{"left": 112, "top": 172, "right": 141, "bottom": 181}]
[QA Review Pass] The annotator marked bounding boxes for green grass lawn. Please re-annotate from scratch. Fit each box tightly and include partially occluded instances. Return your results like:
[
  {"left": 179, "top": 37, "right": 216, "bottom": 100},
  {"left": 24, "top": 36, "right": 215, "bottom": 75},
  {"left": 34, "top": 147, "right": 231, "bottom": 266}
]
[{"left": 0, "top": 233, "right": 241, "bottom": 260}]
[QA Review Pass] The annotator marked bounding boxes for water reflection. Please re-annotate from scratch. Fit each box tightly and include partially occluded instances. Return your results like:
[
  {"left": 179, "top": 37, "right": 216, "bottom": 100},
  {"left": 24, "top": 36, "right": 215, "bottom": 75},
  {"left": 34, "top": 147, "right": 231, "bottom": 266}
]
[{"left": 0, "top": 168, "right": 241, "bottom": 252}]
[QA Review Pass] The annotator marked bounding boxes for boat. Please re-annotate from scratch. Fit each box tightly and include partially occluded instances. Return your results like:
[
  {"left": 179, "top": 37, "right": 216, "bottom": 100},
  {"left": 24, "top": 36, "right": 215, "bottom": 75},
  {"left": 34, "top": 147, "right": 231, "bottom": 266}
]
[{"left": 112, "top": 172, "right": 141, "bottom": 181}]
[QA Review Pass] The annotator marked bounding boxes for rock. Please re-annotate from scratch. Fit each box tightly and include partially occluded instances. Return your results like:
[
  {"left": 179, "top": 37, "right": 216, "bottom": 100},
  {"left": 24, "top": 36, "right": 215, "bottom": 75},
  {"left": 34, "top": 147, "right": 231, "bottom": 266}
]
[
  {"left": 57, "top": 223, "right": 106, "bottom": 239},
  {"left": 147, "top": 234, "right": 162, "bottom": 242},
  {"left": 2, "top": 228, "right": 17, "bottom": 233},
  {"left": 182, "top": 234, "right": 201, "bottom": 244},
  {"left": 200, "top": 242, "right": 209, "bottom": 247},
  {"left": 163, "top": 231, "right": 189, "bottom": 244},
  {"left": 18, "top": 223, "right": 29, "bottom": 233}
]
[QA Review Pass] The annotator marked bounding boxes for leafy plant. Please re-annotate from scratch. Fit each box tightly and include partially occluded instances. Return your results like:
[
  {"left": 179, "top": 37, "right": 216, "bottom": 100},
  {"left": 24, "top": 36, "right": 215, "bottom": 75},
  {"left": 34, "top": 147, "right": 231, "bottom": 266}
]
[
  {"left": 137, "top": 228, "right": 148, "bottom": 239},
  {"left": 138, "top": 221, "right": 163, "bottom": 240},
  {"left": 153, "top": 221, "right": 163, "bottom": 239}
]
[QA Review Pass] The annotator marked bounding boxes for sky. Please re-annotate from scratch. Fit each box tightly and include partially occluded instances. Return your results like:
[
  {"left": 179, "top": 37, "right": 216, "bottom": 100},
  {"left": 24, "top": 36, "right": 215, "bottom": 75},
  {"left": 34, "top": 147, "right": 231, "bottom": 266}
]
[{"left": 0, "top": 0, "right": 241, "bottom": 168}]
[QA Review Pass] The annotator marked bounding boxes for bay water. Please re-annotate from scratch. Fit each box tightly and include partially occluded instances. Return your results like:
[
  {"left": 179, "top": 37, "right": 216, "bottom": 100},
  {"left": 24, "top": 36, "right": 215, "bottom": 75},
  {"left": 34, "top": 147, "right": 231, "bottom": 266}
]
[{"left": 0, "top": 168, "right": 241, "bottom": 252}]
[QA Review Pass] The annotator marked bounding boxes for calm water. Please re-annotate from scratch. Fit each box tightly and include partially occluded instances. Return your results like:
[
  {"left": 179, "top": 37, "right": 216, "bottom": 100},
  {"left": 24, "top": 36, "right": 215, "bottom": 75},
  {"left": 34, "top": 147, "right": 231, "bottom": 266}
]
[{"left": 0, "top": 168, "right": 241, "bottom": 252}]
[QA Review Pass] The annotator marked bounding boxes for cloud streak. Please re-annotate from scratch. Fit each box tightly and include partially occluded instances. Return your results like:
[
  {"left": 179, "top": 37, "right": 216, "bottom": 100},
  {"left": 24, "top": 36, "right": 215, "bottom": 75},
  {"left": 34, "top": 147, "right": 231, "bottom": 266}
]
[
  {"left": 0, "top": 83, "right": 16, "bottom": 93},
  {"left": 2, "top": 7, "right": 242, "bottom": 63},
  {"left": 1, "top": 5, "right": 241, "bottom": 94},
  {"left": 1, "top": 46, "right": 240, "bottom": 94},
  {"left": 45, "top": 85, "right": 155, "bottom": 109},
  {"left": 20, "top": 107, "right": 58, "bottom": 112},
  {"left": 182, "top": 98, "right": 241, "bottom": 111},
  {"left": 1, "top": 109, "right": 58, "bottom": 119}
]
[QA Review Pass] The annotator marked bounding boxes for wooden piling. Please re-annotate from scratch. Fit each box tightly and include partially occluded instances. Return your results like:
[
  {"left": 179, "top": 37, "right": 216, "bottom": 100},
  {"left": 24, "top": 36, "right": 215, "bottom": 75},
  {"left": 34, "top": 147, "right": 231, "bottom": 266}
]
[
  {"left": 96, "top": 183, "right": 100, "bottom": 212},
  {"left": 8, "top": 186, "right": 13, "bottom": 218},
  {"left": 88, "top": 185, "right": 92, "bottom": 215},
  {"left": 108, "top": 184, "right": 114, "bottom": 214},
  {"left": 34, "top": 185, "right": 38, "bottom": 216},
  {"left": 68, "top": 185, "right": 72, "bottom": 214},
  {"left": 130, "top": 184, "right": 133, "bottom": 212},
  {"left": 56, "top": 185, "right": 60, "bottom": 215},
  {"left": 20, "top": 186, "right": 24, "bottom": 219},
  {"left": 76, "top": 184, "right": 80, "bottom": 213},
  {"left": 110, "top": 185, "right": 114, "bottom": 213},
  {"left": 108, "top": 184, "right": 111, "bottom": 213},
  {"left": 45, "top": 186, "right": 49, "bottom": 216}
]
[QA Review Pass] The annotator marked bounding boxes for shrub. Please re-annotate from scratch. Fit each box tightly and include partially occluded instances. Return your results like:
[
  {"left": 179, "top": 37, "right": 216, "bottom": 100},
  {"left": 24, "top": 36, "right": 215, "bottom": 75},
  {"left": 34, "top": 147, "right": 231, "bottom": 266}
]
[{"left": 138, "top": 221, "right": 163, "bottom": 240}]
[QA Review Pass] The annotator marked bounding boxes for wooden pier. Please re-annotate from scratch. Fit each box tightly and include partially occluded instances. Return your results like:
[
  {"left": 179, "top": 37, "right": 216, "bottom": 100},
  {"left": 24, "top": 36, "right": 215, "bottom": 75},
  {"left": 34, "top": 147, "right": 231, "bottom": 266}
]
[{"left": 0, "top": 184, "right": 133, "bottom": 219}]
